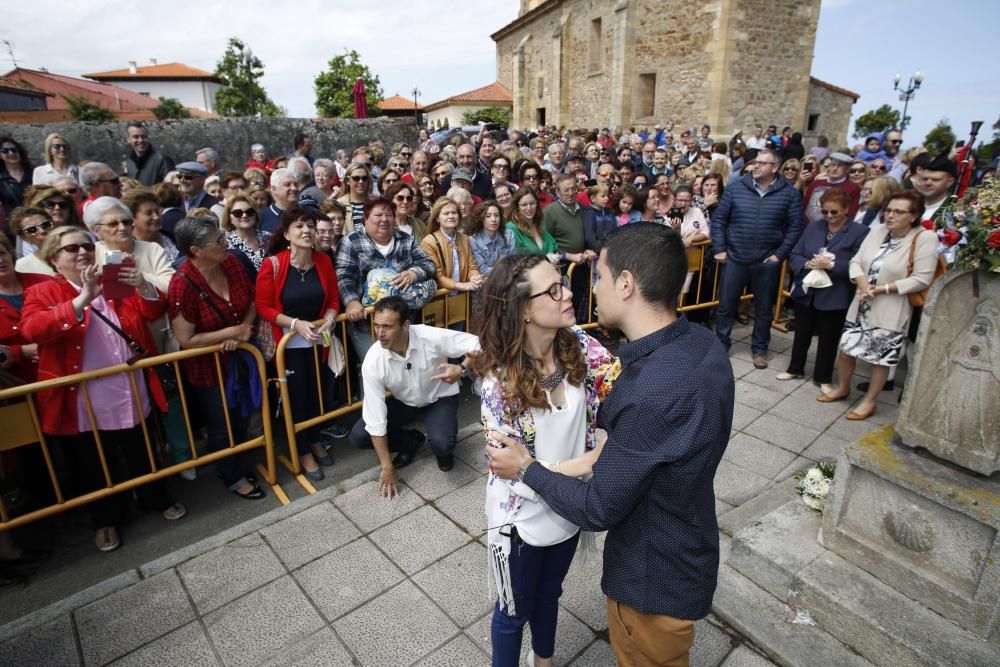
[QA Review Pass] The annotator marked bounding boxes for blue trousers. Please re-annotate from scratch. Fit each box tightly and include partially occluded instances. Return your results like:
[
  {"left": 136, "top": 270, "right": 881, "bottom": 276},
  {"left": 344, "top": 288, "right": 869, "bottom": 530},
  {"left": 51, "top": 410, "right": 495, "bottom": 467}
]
[
  {"left": 491, "top": 529, "right": 580, "bottom": 666},
  {"left": 189, "top": 385, "right": 250, "bottom": 490},
  {"left": 715, "top": 259, "right": 781, "bottom": 354}
]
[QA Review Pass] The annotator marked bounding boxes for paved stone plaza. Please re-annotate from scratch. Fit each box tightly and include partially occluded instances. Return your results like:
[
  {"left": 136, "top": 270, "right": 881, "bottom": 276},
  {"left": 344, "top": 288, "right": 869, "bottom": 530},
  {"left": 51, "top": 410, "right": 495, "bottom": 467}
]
[{"left": 0, "top": 324, "right": 901, "bottom": 665}]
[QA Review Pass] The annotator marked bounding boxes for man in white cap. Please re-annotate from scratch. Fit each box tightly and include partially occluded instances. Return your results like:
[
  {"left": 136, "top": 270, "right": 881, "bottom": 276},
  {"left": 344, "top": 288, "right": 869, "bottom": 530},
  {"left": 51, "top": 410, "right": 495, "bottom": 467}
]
[{"left": 802, "top": 152, "right": 860, "bottom": 225}]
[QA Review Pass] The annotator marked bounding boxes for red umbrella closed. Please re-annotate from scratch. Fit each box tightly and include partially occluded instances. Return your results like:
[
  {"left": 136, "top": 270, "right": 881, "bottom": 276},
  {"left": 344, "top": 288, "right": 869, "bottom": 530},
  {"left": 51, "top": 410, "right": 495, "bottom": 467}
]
[{"left": 353, "top": 77, "right": 368, "bottom": 119}]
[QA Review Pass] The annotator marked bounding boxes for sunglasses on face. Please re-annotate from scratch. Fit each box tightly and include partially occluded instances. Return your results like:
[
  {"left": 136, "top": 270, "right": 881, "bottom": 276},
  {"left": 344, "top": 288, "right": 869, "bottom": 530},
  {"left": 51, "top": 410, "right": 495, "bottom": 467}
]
[
  {"left": 783, "top": 166, "right": 799, "bottom": 172},
  {"left": 59, "top": 242, "right": 96, "bottom": 254},
  {"left": 394, "top": 195, "right": 414, "bottom": 202},
  {"left": 0, "top": 147, "right": 19, "bottom": 155},
  {"left": 419, "top": 181, "right": 434, "bottom": 188},
  {"left": 848, "top": 168, "right": 866, "bottom": 174},
  {"left": 21, "top": 219, "right": 54, "bottom": 235},
  {"left": 493, "top": 164, "right": 510, "bottom": 170},
  {"left": 176, "top": 174, "right": 196, "bottom": 181},
  {"left": 349, "top": 175, "right": 369, "bottom": 182},
  {"left": 820, "top": 209, "right": 842, "bottom": 216},
  {"left": 523, "top": 174, "right": 539, "bottom": 181},
  {"left": 62, "top": 187, "right": 80, "bottom": 195},
  {"left": 230, "top": 208, "right": 256, "bottom": 218},
  {"left": 51, "top": 144, "right": 70, "bottom": 151},
  {"left": 400, "top": 151, "right": 412, "bottom": 157},
  {"left": 42, "top": 199, "right": 71, "bottom": 210},
  {"left": 870, "top": 165, "right": 886, "bottom": 171}
]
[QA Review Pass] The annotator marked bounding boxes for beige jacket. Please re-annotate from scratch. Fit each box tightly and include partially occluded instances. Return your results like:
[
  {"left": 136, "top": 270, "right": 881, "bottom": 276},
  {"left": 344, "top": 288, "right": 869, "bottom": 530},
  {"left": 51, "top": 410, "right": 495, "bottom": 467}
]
[{"left": 847, "top": 224, "right": 938, "bottom": 332}]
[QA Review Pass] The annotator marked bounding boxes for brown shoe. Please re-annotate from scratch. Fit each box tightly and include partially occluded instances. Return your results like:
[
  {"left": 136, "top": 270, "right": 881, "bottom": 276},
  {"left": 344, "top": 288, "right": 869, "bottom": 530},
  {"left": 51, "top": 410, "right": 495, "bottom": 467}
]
[{"left": 753, "top": 354, "right": 768, "bottom": 369}]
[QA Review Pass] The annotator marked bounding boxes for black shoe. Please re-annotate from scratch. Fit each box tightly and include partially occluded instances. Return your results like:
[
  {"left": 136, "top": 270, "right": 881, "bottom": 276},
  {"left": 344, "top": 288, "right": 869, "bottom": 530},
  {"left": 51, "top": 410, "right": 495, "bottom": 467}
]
[
  {"left": 436, "top": 453, "right": 454, "bottom": 472},
  {"left": 233, "top": 484, "right": 266, "bottom": 500},
  {"left": 856, "top": 380, "right": 895, "bottom": 392},
  {"left": 392, "top": 433, "right": 425, "bottom": 469}
]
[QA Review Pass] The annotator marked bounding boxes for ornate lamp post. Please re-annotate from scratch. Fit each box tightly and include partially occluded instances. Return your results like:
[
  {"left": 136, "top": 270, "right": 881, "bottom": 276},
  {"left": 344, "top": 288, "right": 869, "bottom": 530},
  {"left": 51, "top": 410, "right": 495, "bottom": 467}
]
[
  {"left": 411, "top": 86, "right": 421, "bottom": 131},
  {"left": 240, "top": 44, "right": 256, "bottom": 117},
  {"left": 893, "top": 70, "right": 924, "bottom": 131}
]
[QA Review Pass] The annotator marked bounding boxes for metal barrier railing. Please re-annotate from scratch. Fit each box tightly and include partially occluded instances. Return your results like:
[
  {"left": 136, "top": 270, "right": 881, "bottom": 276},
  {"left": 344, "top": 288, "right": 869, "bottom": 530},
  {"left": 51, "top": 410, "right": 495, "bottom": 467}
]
[
  {"left": 0, "top": 343, "right": 278, "bottom": 531},
  {"left": 272, "top": 289, "right": 468, "bottom": 480}
]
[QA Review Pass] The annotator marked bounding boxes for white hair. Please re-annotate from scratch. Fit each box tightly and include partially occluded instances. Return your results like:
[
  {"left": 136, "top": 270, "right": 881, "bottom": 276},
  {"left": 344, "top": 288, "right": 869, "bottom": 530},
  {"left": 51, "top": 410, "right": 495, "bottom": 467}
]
[
  {"left": 79, "top": 162, "right": 113, "bottom": 190},
  {"left": 195, "top": 147, "right": 219, "bottom": 163},
  {"left": 251, "top": 143, "right": 266, "bottom": 152},
  {"left": 287, "top": 157, "right": 313, "bottom": 184},
  {"left": 84, "top": 196, "right": 131, "bottom": 230},
  {"left": 445, "top": 187, "right": 472, "bottom": 204},
  {"left": 270, "top": 168, "right": 293, "bottom": 188}
]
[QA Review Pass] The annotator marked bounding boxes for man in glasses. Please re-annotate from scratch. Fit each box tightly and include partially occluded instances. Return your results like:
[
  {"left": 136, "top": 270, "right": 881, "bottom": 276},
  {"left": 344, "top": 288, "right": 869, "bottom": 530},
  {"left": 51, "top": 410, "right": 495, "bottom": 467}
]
[
  {"left": 710, "top": 147, "right": 802, "bottom": 369},
  {"left": 802, "top": 151, "right": 860, "bottom": 225},
  {"left": 174, "top": 162, "right": 219, "bottom": 213},
  {"left": 440, "top": 143, "right": 491, "bottom": 200},
  {"left": 80, "top": 162, "right": 123, "bottom": 217},
  {"left": 124, "top": 122, "right": 175, "bottom": 187},
  {"left": 883, "top": 129, "right": 907, "bottom": 181}
]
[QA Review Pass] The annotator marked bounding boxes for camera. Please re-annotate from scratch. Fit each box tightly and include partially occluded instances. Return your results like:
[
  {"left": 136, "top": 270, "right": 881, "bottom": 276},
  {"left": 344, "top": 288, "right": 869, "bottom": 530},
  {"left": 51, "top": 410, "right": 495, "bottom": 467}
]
[{"left": 668, "top": 207, "right": 684, "bottom": 220}]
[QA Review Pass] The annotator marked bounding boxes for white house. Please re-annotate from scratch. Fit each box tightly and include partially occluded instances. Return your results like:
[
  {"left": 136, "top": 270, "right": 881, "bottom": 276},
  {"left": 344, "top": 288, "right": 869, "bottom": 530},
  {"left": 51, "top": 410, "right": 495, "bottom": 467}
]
[
  {"left": 424, "top": 82, "right": 512, "bottom": 130},
  {"left": 83, "top": 60, "right": 222, "bottom": 114}
]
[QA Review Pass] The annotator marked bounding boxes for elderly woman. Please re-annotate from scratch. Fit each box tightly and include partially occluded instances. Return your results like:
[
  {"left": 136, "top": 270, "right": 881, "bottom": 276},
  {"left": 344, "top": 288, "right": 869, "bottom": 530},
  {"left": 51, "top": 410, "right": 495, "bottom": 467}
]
[
  {"left": 301, "top": 158, "right": 339, "bottom": 204},
  {"left": 223, "top": 194, "right": 271, "bottom": 274},
  {"left": 445, "top": 186, "right": 474, "bottom": 224},
  {"left": 0, "top": 235, "right": 45, "bottom": 382},
  {"left": 0, "top": 137, "right": 32, "bottom": 217},
  {"left": 11, "top": 208, "right": 56, "bottom": 275},
  {"left": 385, "top": 181, "right": 428, "bottom": 241},
  {"left": 420, "top": 198, "right": 483, "bottom": 299},
  {"left": 337, "top": 162, "right": 372, "bottom": 234},
  {"left": 21, "top": 226, "right": 185, "bottom": 552},
  {"left": 32, "top": 133, "right": 79, "bottom": 186},
  {"left": 780, "top": 158, "right": 801, "bottom": 185},
  {"left": 122, "top": 189, "right": 179, "bottom": 262},
  {"left": 468, "top": 200, "right": 516, "bottom": 277},
  {"left": 318, "top": 199, "right": 348, "bottom": 257},
  {"left": 818, "top": 191, "right": 938, "bottom": 420},
  {"left": 848, "top": 160, "right": 869, "bottom": 186},
  {"left": 244, "top": 167, "right": 268, "bottom": 191},
  {"left": 778, "top": 189, "right": 869, "bottom": 386},
  {"left": 87, "top": 197, "right": 173, "bottom": 293},
  {"left": 168, "top": 216, "right": 265, "bottom": 500},
  {"left": 28, "top": 186, "right": 84, "bottom": 232},
  {"left": 493, "top": 182, "right": 515, "bottom": 217},
  {"left": 246, "top": 144, "right": 274, "bottom": 176},
  {"left": 256, "top": 207, "right": 340, "bottom": 481},
  {"left": 506, "top": 188, "right": 558, "bottom": 256}
]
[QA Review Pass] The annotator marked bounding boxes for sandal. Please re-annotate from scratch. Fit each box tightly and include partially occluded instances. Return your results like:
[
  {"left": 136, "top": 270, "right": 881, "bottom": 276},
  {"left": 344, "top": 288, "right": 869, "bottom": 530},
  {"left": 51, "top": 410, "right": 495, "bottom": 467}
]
[{"left": 95, "top": 527, "right": 120, "bottom": 552}]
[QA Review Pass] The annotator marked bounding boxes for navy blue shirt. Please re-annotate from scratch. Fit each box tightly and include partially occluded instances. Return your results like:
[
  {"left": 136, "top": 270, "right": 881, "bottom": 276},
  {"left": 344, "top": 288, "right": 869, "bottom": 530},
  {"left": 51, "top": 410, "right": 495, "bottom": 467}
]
[
  {"left": 258, "top": 204, "right": 284, "bottom": 234},
  {"left": 523, "top": 315, "right": 734, "bottom": 619}
]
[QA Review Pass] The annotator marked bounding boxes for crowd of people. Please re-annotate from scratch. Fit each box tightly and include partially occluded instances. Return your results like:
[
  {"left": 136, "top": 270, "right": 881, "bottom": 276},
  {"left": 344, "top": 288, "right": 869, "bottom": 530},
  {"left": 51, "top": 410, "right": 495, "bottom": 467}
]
[{"left": 0, "top": 115, "right": 981, "bottom": 665}]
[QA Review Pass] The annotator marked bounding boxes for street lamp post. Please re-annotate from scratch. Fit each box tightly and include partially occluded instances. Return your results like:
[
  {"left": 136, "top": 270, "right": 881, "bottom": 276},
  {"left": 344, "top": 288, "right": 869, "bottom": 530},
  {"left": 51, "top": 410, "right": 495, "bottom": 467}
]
[
  {"left": 411, "top": 86, "right": 421, "bottom": 132},
  {"left": 240, "top": 45, "right": 256, "bottom": 117},
  {"left": 893, "top": 70, "right": 924, "bottom": 131}
]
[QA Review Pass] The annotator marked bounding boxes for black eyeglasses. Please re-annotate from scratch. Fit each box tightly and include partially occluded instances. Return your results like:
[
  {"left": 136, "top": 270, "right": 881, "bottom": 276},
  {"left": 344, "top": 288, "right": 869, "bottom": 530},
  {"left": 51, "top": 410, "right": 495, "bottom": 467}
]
[
  {"left": 493, "top": 164, "right": 510, "bottom": 170},
  {"left": 51, "top": 143, "right": 70, "bottom": 151},
  {"left": 0, "top": 147, "right": 19, "bottom": 155},
  {"left": 523, "top": 174, "right": 539, "bottom": 181},
  {"left": 848, "top": 168, "right": 866, "bottom": 174},
  {"left": 21, "top": 219, "right": 54, "bottom": 235},
  {"left": 62, "top": 187, "right": 80, "bottom": 195},
  {"left": 820, "top": 209, "right": 843, "bottom": 216},
  {"left": 400, "top": 151, "right": 412, "bottom": 157},
  {"left": 59, "top": 242, "right": 96, "bottom": 254},
  {"left": 230, "top": 208, "right": 256, "bottom": 218},
  {"left": 41, "top": 199, "right": 71, "bottom": 210},
  {"left": 176, "top": 174, "right": 196, "bottom": 181},
  {"left": 783, "top": 166, "right": 799, "bottom": 172},
  {"left": 870, "top": 164, "right": 886, "bottom": 171},
  {"left": 529, "top": 275, "right": 571, "bottom": 301},
  {"left": 394, "top": 195, "right": 414, "bottom": 202}
]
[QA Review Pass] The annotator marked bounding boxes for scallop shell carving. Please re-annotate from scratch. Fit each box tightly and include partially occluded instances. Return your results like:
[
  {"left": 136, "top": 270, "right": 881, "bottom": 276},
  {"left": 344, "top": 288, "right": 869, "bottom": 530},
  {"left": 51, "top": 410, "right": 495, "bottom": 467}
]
[{"left": 882, "top": 508, "right": 935, "bottom": 552}]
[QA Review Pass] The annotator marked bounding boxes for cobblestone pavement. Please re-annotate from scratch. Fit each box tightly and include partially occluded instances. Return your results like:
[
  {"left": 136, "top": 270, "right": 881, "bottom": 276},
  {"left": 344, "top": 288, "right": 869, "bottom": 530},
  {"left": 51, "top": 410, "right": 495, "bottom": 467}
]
[{"left": 0, "top": 323, "right": 899, "bottom": 665}]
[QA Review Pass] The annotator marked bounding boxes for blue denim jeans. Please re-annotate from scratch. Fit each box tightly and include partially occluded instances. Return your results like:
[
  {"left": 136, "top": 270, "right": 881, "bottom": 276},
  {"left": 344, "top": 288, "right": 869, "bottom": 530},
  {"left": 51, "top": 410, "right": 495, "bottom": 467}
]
[
  {"left": 715, "top": 259, "right": 781, "bottom": 354},
  {"left": 491, "top": 529, "right": 580, "bottom": 666}
]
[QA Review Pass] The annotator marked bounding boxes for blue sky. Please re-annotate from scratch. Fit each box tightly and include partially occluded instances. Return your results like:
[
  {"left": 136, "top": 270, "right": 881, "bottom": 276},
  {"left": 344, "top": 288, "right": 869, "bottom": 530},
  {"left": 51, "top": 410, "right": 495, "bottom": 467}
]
[{"left": 3, "top": 0, "right": 997, "bottom": 149}]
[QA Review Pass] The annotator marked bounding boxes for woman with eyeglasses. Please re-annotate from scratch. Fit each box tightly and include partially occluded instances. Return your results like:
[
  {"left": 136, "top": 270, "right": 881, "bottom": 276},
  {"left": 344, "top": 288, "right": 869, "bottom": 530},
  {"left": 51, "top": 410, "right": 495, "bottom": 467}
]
[
  {"left": 11, "top": 208, "right": 56, "bottom": 276},
  {"left": 168, "top": 216, "right": 265, "bottom": 501},
  {"left": 88, "top": 196, "right": 174, "bottom": 294},
  {"left": 780, "top": 158, "right": 801, "bottom": 185},
  {"left": 223, "top": 194, "right": 271, "bottom": 274},
  {"left": 0, "top": 137, "right": 32, "bottom": 218},
  {"left": 337, "top": 163, "right": 372, "bottom": 234},
  {"left": 32, "top": 133, "right": 78, "bottom": 187},
  {"left": 517, "top": 161, "right": 554, "bottom": 210},
  {"left": 432, "top": 162, "right": 454, "bottom": 197},
  {"left": 384, "top": 181, "right": 428, "bottom": 241},
  {"left": 21, "top": 225, "right": 185, "bottom": 552},
  {"left": 490, "top": 154, "right": 512, "bottom": 188},
  {"left": 473, "top": 253, "right": 618, "bottom": 667},
  {"left": 848, "top": 160, "right": 869, "bottom": 186},
  {"left": 243, "top": 167, "right": 268, "bottom": 191},
  {"left": 416, "top": 176, "right": 436, "bottom": 216},
  {"left": 27, "top": 186, "right": 84, "bottom": 232},
  {"left": 506, "top": 187, "right": 557, "bottom": 257},
  {"left": 493, "top": 182, "right": 515, "bottom": 218},
  {"left": 377, "top": 168, "right": 402, "bottom": 198}
]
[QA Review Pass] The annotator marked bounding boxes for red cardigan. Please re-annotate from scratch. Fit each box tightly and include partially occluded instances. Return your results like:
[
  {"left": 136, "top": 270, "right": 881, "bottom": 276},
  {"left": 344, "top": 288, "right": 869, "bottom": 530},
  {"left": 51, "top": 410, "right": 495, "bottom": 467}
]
[
  {"left": 20, "top": 274, "right": 168, "bottom": 435},
  {"left": 0, "top": 272, "right": 52, "bottom": 383},
  {"left": 254, "top": 249, "right": 340, "bottom": 345}
]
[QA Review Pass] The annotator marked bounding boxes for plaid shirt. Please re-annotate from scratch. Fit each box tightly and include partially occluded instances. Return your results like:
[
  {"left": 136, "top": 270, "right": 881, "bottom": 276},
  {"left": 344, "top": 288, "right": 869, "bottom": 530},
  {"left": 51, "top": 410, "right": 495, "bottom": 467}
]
[
  {"left": 168, "top": 253, "right": 255, "bottom": 387},
  {"left": 335, "top": 228, "right": 437, "bottom": 305}
]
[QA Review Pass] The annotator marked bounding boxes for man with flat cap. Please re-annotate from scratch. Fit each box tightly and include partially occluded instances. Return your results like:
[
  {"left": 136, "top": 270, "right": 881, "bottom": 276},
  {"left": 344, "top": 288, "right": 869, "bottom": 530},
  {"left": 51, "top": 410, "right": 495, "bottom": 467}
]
[
  {"left": 802, "top": 151, "right": 860, "bottom": 225},
  {"left": 161, "top": 162, "right": 219, "bottom": 240}
]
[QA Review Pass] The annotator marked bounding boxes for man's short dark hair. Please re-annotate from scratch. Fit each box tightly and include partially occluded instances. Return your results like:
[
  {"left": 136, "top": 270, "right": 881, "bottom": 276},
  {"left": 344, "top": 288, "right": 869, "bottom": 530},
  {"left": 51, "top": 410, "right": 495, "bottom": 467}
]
[
  {"left": 603, "top": 223, "right": 687, "bottom": 311},
  {"left": 127, "top": 121, "right": 145, "bottom": 131},
  {"left": 293, "top": 133, "right": 310, "bottom": 149},
  {"left": 373, "top": 296, "right": 410, "bottom": 325}
]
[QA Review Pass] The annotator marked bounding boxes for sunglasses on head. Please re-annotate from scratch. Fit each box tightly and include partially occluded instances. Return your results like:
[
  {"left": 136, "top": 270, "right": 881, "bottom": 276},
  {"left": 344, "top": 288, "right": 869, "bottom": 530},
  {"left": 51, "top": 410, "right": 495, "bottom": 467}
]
[
  {"left": 59, "top": 241, "right": 96, "bottom": 254},
  {"left": 42, "top": 199, "right": 71, "bottom": 209},
  {"left": 230, "top": 208, "right": 256, "bottom": 218},
  {"left": 21, "top": 219, "right": 54, "bottom": 235}
]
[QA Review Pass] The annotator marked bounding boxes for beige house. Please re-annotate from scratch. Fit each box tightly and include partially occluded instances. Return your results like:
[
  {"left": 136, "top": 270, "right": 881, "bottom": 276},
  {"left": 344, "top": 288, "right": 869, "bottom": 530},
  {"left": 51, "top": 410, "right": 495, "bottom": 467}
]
[
  {"left": 492, "top": 0, "right": 858, "bottom": 143},
  {"left": 424, "top": 82, "right": 513, "bottom": 130}
]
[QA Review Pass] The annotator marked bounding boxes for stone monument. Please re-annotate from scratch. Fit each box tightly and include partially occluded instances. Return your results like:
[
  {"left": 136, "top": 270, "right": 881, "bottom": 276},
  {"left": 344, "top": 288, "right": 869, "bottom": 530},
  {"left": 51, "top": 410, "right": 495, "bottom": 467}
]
[{"left": 725, "top": 270, "right": 1000, "bottom": 665}]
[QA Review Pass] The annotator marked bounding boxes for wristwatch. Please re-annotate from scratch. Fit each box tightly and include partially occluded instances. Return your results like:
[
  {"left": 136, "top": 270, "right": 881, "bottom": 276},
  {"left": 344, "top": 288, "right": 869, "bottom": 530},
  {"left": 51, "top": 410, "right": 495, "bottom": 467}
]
[{"left": 516, "top": 458, "right": 535, "bottom": 482}]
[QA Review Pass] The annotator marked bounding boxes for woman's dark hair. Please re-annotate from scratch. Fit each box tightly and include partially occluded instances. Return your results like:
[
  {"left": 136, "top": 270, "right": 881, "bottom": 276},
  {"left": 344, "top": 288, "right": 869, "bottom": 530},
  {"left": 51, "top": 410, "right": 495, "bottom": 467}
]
[
  {"left": 466, "top": 199, "right": 502, "bottom": 236},
  {"left": 673, "top": 184, "right": 694, "bottom": 198},
  {"left": 790, "top": 132, "right": 804, "bottom": 146},
  {"left": 470, "top": 254, "right": 586, "bottom": 412},
  {"left": 517, "top": 160, "right": 542, "bottom": 184},
  {"left": 633, "top": 187, "right": 658, "bottom": 214},
  {"left": 508, "top": 187, "right": 541, "bottom": 235},
  {"left": 377, "top": 168, "right": 402, "bottom": 193},
  {"left": 0, "top": 136, "right": 32, "bottom": 173},
  {"left": 363, "top": 196, "right": 394, "bottom": 219},
  {"left": 817, "top": 135, "right": 830, "bottom": 148},
  {"left": 603, "top": 224, "right": 687, "bottom": 311},
  {"left": 269, "top": 205, "right": 325, "bottom": 255},
  {"left": 712, "top": 142, "right": 728, "bottom": 155},
  {"left": 28, "top": 186, "right": 84, "bottom": 228},
  {"left": 122, "top": 188, "right": 159, "bottom": 215},
  {"left": 154, "top": 181, "right": 184, "bottom": 209},
  {"left": 175, "top": 216, "right": 223, "bottom": 258},
  {"left": 887, "top": 190, "right": 926, "bottom": 224},
  {"left": 703, "top": 173, "right": 725, "bottom": 199},
  {"left": 9, "top": 207, "right": 51, "bottom": 236},
  {"left": 383, "top": 180, "right": 415, "bottom": 207}
]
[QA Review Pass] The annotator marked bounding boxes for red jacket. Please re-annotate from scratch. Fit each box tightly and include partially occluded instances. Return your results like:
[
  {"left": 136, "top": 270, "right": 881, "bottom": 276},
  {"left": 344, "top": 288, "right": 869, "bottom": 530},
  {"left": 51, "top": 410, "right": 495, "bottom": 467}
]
[
  {"left": 254, "top": 249, "right": 340, "bottom": 346},
  {"left": 0, "top": 272, "right": 52, "bottom": 383},
  {"left": 20, "top": 274, "right": 168, "bottom": 435},
  {"left": 246, "top": 159, "right": 275, "bottom": 177}
]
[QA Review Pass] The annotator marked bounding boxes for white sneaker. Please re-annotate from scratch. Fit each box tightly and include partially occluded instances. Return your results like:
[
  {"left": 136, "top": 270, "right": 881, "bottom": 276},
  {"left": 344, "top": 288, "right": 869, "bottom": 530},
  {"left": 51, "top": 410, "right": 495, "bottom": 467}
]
[{"left": 179, "top": 468, "right": 197, "bottom": 481}]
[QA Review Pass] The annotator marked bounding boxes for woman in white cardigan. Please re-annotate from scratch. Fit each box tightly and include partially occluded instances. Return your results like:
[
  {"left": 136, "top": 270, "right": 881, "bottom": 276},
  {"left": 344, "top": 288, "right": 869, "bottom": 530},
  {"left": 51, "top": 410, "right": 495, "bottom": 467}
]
[{"left": 818, "top": 191, "right": 939, "bottom": 420}]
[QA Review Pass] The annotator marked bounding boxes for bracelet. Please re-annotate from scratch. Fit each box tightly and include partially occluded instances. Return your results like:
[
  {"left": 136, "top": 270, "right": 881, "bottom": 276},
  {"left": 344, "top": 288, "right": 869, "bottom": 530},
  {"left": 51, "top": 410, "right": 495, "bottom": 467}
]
[
  {"left": 290, "top": 317, "right": 299, "bottom": 330},
  {"left": 883, "top": 284, "right": 890, "bottom": 294}
]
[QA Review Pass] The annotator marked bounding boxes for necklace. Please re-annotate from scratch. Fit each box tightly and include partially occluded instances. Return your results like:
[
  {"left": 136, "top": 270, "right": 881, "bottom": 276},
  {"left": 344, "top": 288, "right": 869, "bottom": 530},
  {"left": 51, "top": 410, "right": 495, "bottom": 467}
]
[
  {"left": 538, "top": 364, "right": 565, "bottom": 392},
  {"left": 826, "top": 230, "right": 836, "bottom": 242},
  {"left": 291, "top": 262, "right": 313, "bottom": 282}
]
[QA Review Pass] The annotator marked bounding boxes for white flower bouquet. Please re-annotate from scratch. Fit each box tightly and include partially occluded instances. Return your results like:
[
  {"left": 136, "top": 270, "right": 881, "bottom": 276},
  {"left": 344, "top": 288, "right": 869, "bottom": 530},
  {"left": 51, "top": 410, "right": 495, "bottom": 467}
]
[{"left": 795, "top": 461, "right": 835, "bottom": 512}]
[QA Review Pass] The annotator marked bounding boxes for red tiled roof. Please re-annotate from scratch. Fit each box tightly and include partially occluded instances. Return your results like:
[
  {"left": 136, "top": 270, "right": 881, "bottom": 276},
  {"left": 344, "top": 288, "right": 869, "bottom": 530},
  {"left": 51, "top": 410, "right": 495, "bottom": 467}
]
[
  {"left": 84, "top": 62, "right": 221, "bottom": 82},
  {"left": 810, "top": 77, "right": 860, "bottom": 102},
  {"left": 0, "top": 77, "right": 52, "bottom": 97},
  {"left": 424, "top": 82, "right": 512, "bottom": 111},
  {"left": 378, "top": 94, "right": 424, "bottom": 111}
]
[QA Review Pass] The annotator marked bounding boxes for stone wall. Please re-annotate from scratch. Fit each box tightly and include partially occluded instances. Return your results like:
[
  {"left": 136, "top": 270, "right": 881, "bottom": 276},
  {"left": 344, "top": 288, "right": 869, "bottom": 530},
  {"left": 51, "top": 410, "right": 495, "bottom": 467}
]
[
  {"left": 0, "top": 117, "right": 418, "bottom": 175},
  {"left": 493, "top": 0, "right": 844, "bottom": 137},
  {"left": 803, "top": 81, "right": 855, "bottom": 150}
]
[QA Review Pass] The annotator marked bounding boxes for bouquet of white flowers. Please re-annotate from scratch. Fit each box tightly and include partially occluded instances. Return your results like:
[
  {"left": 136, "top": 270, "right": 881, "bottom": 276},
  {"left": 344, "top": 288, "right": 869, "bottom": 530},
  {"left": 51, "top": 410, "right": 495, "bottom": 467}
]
[{"left": 795, "top": 461, "right": 835, "bottom": 512}]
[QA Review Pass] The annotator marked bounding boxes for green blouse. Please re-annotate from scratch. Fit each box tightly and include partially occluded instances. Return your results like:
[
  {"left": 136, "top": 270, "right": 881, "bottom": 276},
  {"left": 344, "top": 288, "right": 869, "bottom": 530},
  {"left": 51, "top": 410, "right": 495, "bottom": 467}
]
[{"left": 506, "top": 221, "right": 558, "bottom": 255}]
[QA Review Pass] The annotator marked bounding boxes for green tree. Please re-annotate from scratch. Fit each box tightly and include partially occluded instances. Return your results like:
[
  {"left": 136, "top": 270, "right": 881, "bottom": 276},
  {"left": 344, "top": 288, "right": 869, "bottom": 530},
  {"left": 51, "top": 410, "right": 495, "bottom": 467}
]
[
  {"left": 213, "top": 37, "right": 282, "bottom": 117},
  {"left": 153, "top": 96, "right": 191, "bottom": 120},
  {"left": 461, "top": 107, "right": 511, "bottom": 127},
  {"left": 314, "top": 50, "right": 383, "bottom": 118},
  {"left": 923, "top": 119, "right": 956, "bottom": 156},
  {"left": 853, "top": 104, "right": 905, "bottom": 140},
  {"left": 63, "top": 96, "right": 116, "bottom": 122},
  {"left": 975, "top": 118, "right": 1000, "bottom": 161}
]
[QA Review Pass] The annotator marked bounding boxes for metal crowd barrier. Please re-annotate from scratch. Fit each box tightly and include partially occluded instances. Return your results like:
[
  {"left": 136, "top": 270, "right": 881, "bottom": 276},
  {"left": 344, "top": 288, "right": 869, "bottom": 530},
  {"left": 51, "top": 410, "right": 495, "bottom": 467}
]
[{"left": 0, "top": 343, "right": 278, "bottom": 531}]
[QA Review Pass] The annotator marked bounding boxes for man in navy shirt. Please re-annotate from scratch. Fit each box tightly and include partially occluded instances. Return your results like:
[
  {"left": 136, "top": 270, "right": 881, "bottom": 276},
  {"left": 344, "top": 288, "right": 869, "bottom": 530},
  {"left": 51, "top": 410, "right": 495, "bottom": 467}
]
[
  {"left": 258, "top": 168, "right": 299, "bottom": 234},
  {"left": 490, "top": 223, "right": 734, "bottom": 666}
]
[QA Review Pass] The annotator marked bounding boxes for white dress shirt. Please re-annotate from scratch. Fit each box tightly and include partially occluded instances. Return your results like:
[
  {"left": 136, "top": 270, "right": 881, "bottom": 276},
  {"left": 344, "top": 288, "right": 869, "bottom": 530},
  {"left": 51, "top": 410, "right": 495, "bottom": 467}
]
[{"left": 361, "top": 324, "right": 479, "bottom": 436}]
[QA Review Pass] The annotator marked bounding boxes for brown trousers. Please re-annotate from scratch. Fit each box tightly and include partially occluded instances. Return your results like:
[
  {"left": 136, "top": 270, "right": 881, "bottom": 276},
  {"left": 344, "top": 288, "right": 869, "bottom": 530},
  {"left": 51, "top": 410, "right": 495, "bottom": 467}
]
[{"left": 607, "top": 598, "right": 695, "bottom": 667}]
